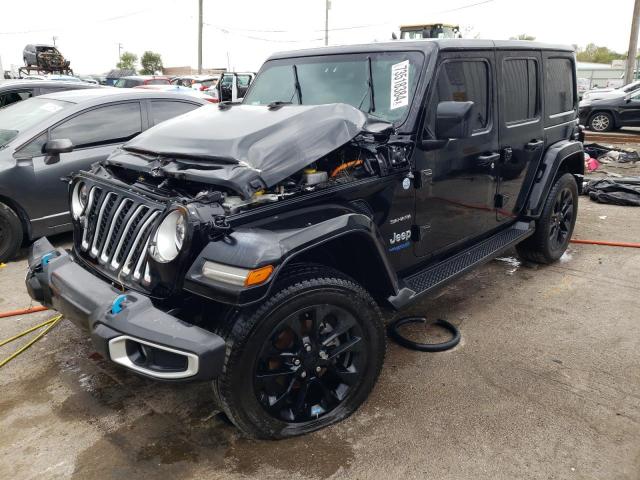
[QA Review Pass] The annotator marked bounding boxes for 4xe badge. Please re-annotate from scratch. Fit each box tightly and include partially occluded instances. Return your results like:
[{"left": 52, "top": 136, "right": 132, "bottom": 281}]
[{"left": 388, "top": 229, "right": 412, "bottom": 252}]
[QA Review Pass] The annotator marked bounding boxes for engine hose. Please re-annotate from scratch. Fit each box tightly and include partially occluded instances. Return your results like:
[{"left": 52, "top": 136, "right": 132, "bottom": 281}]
[
  {"left": 387, "top": 317, "right": 461, "bottom": 352},
  {"left": 570, "top": 239, "right": 640, "bottom": 248},
  {"left": 0, "top": 305, "right": 48, "bottom": 319}
]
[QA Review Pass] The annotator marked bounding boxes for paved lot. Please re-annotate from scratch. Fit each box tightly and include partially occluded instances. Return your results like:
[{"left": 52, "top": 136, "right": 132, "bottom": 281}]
[{"left": 1, "top": 198, "right": 639, "bottom": 479}]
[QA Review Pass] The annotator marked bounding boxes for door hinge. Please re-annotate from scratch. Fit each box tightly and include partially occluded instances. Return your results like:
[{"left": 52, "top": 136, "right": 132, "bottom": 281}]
[
  {"left": 416, "top": 169, "right": 433, "bottom": 188},
  {"left": 411, "top": 224, "right": 430, "bottom": 241}
]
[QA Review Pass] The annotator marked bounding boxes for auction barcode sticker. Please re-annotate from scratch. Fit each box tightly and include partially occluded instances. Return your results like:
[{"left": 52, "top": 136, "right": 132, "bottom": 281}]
[{"left": 390, "top": 60, "right": 410, "bottom": 110}]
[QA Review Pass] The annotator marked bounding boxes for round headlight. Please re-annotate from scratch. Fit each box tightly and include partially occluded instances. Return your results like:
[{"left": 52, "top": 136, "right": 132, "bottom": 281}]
[
  {"left": 149, "top": 209, "right": 187, "bottom": 263},
  {"left": 71, "top": 182, "right": 88, "bottom": 219}
]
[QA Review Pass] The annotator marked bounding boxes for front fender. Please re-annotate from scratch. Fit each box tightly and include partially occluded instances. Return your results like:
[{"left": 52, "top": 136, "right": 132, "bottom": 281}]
[{"left": 183, "top": 210, "right": 397, "bottom": 306}]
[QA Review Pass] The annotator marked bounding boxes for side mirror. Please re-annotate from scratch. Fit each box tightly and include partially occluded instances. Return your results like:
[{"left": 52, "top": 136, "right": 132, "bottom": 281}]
[
  {"left": 435, "top": 101, "right": 474, "bottom": 140},
  {"left": 43, "top": 138, "right": 74, "bottom": 165},
  {"left": 391, "top": 32, "right": 398, "bottom": 40}
]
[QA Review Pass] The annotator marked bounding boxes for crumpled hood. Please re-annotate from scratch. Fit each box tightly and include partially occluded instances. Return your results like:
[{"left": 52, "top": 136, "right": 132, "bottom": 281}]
[{"left": 109, "top": 103, "right": 391, "bottom": 198}]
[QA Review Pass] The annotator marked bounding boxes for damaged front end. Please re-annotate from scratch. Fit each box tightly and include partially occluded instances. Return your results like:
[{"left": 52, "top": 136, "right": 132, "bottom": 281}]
[{"left": 103, "top": 103, "right": 411, "bottom": 215}]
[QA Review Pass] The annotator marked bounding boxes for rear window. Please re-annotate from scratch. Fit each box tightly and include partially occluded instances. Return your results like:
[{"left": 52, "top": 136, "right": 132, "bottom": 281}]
[
  {"left": 545, "top": 58, "right": 575, "bottom": 116},
  {"left": 149, "top": 101, "right": 199, "bottom": 126},
  {"left": 503, "top": 58, "right": 539, "bottom": 123}
]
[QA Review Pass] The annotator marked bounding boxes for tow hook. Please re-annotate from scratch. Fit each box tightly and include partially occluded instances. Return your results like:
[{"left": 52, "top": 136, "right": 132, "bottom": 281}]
[
  {"left": 111, "top": 294, "right": 128, "bottom": 315},
  {"left": 41, "top": 252, "right": 57, "bottom": 266}
]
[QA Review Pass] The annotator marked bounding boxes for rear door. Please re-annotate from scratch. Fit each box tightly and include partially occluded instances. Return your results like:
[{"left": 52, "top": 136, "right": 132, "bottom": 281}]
[{"left": 495, "top": 50, "right": 544, "bottom": 223}]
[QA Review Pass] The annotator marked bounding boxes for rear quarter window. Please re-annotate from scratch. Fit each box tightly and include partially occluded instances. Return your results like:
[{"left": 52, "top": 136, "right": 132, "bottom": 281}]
[
  {"left": 149, "top": 101, "right": 200, "bottom": 126},
  {"left": 545, "top": 58, "right": 575, "bottom": 117}
]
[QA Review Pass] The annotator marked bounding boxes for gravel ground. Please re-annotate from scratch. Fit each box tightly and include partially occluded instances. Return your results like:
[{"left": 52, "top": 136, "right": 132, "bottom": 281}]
[{"left": 0, "top": 188, "right": 638, "bottom": 479}]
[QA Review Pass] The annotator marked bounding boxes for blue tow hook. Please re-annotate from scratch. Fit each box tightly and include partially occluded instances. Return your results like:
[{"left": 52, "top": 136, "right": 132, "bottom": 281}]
[
  {"left": 41, "top": 252, "right": 55, "bottom": 266},
  {"left": 111, "top": 295, "right": 128, "bottom": 315}
]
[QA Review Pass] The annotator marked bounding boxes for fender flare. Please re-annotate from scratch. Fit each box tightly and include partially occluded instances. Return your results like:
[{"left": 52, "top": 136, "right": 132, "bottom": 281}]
[
  {"left": 525, "top": 140, "right": 584, "bottom": 218},
  {"left": 183, "top": 212, "right": 399, "bottom": 306}
]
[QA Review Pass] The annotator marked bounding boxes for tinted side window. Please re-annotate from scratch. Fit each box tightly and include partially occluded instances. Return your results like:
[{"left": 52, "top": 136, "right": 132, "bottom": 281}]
[
  {"left": 0, "top": 90, "right": 33, "bottom": 108},
  {"left": 433, "top": 60, "right": 489, "bottom": 131},
  {"left": 503, "top": 58, "right": 538, "bottom": 123},
  {"left": 237, "top": 75, "right": 252, "bottom": 88},
  {"left": 545, "top": 58, "right": 574, "bottom": 116},
  {"left": 149, "top": 101, "right": 199, "bottom": 126},
  {"left": 51, "top": 102, "right": 142, "bottom": 148},
  {"left": 16, "top": 132, "right": 48, "bottom": 158}
]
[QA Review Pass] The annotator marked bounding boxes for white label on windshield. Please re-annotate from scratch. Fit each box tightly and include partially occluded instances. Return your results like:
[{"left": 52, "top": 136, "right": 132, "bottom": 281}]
[
  {"left": 390, "top": 60, "right": 410, "bottom": 110},
  {"left": 40, "top": 103, "right": 63, "bottom": 113}
]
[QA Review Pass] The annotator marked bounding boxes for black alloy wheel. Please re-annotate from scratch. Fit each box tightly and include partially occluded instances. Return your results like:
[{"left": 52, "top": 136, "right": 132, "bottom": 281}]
[{"left": 254, "top": 303, "right": 366, "bottom": 423}]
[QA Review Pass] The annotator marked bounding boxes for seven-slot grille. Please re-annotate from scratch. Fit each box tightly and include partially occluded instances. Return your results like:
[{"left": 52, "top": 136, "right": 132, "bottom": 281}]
[{"left": 78, "top": 185, "right": 162, "bottom": 284}]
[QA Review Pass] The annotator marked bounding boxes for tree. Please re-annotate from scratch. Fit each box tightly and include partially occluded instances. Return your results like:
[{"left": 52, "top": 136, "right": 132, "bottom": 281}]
[
  {"left": 576, "top": 43, "right": 625, "bottom": 64},
  {"left": 116, "top": 52, "right": 138, "bottom": 70},
  {"left": 510, "top": 34, "right": 536, "bottom": 41},
  {"left": 140, "top": 51, "right": 163, "bottom": 75}
]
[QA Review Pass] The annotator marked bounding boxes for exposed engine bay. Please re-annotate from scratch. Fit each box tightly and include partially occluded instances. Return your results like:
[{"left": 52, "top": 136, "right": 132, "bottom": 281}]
[
  {"left": 101, "top": 138, "right": 410, "bottom": 215},
  {"left": 100, "top": 102, "right": 411, "bottom": 215}
]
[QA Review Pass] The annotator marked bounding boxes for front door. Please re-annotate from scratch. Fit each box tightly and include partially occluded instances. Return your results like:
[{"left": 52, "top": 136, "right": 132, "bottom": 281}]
[
  {"left": 413, "top": 50, "right": 499, "bottom": 258},
  {"left": 618, "top": 90, "right": 640, "bottom": 126},
  {"left": 495, "top": 50, "right": 545, "bottom": 222}
]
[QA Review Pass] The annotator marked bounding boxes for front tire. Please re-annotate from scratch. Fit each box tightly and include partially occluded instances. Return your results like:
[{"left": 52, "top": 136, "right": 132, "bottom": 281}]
[
  {"left": 0, "top": 202, "right": 23, "bottom": 263},
  {"left": 588, "top": 111, "right": 614, "bottom": 132},
  {"left": 517, "top": 173, "right": 578, "bottom": 264},
  {"left": 212, "top": 265, "right": 386, "bottom": 439}
]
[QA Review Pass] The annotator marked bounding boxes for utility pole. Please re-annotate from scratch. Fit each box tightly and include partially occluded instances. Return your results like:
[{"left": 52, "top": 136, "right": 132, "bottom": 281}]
[
  {"left": 625, "top": 0, "right": 640, "bottom": 84},
  {"left": 325, "top": 0, "right": 330, "bottom": 46},
  {"left": 198, "top": 0, "right": 203, "bottom": 74},
  {"left": 52, "top": 36, "right": 58, "bottom": 46},
  {"left": 118, "top": 43, "right": 123, "bottom": 64}
]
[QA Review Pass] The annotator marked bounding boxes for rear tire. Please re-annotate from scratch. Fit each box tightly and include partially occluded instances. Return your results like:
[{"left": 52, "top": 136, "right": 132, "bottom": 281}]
[
  {"left": 212, "top": 264, "right": 386, "bottom": 439},
  {"left": 588, "top": 111, "right": 614, "bottom": 132},
  {"left": 517, "top": 173, "right": 578, "bottom": 264},
  {"left": 0, "top": 202, "right": 23, "bottom": 263}
]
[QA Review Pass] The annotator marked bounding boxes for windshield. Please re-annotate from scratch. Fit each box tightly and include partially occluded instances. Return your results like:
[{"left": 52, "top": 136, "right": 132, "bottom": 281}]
[
  {"left": 0, "top": 98, "right": 69, "bottom": 147},
  {"left": 244, "top": 51, "right": 425, "bottom": 124}
]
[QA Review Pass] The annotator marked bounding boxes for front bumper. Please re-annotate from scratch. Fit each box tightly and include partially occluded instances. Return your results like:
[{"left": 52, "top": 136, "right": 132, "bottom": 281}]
[{"left": 25, "top": 237, "right": 226, "bottom": 382}]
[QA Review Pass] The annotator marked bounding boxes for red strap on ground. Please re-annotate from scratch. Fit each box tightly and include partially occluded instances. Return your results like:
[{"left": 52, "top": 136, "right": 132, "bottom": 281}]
[
  {"left": 0, "top": 306, "right": 49, "bottom": 319},
  {"left": 570, "top": 239, "right": 640, "bottom": 248}
]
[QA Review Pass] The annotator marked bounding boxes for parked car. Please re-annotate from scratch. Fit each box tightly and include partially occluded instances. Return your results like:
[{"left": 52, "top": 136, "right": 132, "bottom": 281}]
[
  {"left": 170, "top": 75, "right": 220, "bottom": 90},
  {"left": 133, "top": 84, "right": 218, "bottom": 102},
  {"left": 23, "top": 44, "right": 70, "bottom": 70},
  {"left": 579, "top": 88, "right": 640, "bottom": 131},
  {"left": 0, "top": 89, "right": 209, "bottom": 262},
  {"left": 0, "top": 79, "right": 100, "bottom": 109},
  {"left": 582, "top": 80, "right": 640, "bottom": 101},
  {"left": 114, "top": 75, "right": 171, "bottom": 88},
  {"left": 25, "top": 40, "right": 583, "bottom": 439},
  {"left": 204, "top": 72, "right": 255, "bottom": 102}
]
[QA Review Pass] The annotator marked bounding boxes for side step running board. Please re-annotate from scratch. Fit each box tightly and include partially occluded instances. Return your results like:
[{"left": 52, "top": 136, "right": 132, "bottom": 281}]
[{"left": 388, "top": 221, "right": 535, "bottom": 309}]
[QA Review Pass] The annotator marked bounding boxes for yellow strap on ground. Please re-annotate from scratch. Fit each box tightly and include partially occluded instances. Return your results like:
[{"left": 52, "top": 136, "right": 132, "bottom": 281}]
[{"left": 0, "top": 314, "right": 64, "bottom": 368}]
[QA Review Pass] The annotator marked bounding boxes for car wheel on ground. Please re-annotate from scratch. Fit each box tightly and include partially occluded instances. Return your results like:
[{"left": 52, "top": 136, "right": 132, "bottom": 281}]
[
  {"left": 516, "top": 173, "right": 578, "bottom": 264},
  {"left": 0, "top": 202, "right": 23, "bottom": 263},
  {"left": 212, "top": 264, "right": 386, "bottom": 439},
  {"left": 588, "top": 111, "right": 614, "bottom": 132}
]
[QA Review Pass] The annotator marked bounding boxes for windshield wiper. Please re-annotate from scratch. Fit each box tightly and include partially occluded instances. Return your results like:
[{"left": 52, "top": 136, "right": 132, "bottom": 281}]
[
  {"left": 292, "top": 64, "right": 302, "bottom": 104},
  {"left": 357, "top": 56, "right": 376, "bottom": 113}
]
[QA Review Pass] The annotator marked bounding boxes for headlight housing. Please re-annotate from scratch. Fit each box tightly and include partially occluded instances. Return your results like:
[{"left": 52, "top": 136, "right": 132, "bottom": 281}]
[
  {"left": 71, "top": 182, "right": 89, "bottom": 219},
  {"left": 149, "top": 209, "right": 187, "bottom": 263}
]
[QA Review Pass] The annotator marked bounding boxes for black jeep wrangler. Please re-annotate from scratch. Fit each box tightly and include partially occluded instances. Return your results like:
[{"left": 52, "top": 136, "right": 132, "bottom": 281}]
[{"left": 26, "top": 40, "right": 584, "bottom": 439}]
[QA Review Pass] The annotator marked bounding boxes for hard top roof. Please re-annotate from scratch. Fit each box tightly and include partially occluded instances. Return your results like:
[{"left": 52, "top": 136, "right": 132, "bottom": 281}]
[{"left": 268, "top": 39, "right": 574, "bottom": 60}]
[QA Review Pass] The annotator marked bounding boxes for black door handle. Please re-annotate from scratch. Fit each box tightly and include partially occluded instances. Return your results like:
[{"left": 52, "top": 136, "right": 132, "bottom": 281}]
[
  {"left": 477, "top": 152, "right": 500, "bottom": 166},
  {"left": 525, "top": 139, "right": 544, "bottom": 150}
]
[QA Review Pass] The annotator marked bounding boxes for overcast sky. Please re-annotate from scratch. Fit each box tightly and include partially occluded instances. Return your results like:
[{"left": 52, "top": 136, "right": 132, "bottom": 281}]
[{"left": 1, "top": 0, "right": 636, "bottom": 74}]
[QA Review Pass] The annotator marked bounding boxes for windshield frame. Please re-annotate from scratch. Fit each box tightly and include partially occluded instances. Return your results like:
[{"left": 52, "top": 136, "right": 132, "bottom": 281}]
[{"left": 244, "top": 50, "right": 427, "bottom": 129}]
